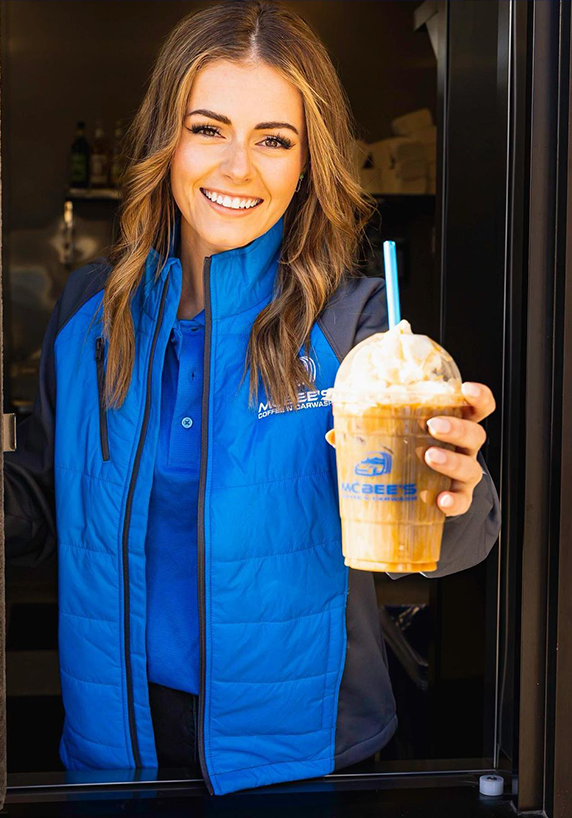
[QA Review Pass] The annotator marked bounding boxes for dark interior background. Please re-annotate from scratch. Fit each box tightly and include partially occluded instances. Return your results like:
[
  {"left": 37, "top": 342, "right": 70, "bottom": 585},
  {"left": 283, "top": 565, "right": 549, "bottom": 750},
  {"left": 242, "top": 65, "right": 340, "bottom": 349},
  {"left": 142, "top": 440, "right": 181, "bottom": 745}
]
[
  {"left": 1, "top": 0, "right": 497, "bottom": 780},
  {"left": 2, "top": 0, "right": 438, "bottom": 406}
]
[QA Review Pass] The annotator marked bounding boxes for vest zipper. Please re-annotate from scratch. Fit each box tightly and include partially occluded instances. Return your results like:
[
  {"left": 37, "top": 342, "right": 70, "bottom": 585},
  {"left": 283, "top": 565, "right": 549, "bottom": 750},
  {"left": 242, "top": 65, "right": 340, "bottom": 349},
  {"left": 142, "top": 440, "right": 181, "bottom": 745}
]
[
  {"left": 197, "top": 256, "right": 215, "bottom": 795},
  {"left": 121, "top": 272, "right": 170, "bottom": 768},
  {"left": 95, "top": 336, "right": 110, "bottom": 461}
]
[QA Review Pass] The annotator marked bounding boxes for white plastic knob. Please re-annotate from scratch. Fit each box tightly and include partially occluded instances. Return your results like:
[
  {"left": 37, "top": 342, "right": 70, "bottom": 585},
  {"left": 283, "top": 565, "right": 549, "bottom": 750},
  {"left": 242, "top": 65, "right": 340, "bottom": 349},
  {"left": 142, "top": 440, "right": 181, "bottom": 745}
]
[{"left": 479, "top": 774, "right": 504, "bottom": 796}]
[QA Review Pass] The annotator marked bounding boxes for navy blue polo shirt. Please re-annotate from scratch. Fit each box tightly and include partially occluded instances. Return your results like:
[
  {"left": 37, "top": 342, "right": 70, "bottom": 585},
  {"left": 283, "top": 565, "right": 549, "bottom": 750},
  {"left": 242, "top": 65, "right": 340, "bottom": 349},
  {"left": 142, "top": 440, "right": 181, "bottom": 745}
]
[{"left": 145, "top": 310, "right": 205, "bottom": 695}]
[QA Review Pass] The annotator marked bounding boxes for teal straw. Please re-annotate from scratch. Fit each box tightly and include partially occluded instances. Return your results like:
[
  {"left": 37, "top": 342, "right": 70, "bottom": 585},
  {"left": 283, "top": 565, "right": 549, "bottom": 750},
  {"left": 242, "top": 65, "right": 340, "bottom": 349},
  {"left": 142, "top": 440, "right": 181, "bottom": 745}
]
[{"left": 382, "top": 240, "right": 401, "bottom": 329}]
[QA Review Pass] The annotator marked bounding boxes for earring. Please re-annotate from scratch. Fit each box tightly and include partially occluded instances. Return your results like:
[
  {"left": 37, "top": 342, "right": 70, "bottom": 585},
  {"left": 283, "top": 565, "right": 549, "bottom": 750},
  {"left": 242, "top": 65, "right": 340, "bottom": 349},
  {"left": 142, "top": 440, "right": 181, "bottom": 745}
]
[{"left": 295, "top": 173, "right": 305, "bottom": 193}]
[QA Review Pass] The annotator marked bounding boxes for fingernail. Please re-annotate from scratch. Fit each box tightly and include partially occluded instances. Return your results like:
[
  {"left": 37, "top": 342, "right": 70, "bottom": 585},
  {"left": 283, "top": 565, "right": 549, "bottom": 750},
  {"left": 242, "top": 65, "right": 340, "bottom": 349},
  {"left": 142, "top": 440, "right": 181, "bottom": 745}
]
[
  {"left": 428, "top": 417, "right": 451, "bottom": 434},
  {"left": 426, "top": 448, "right": 447, "bottom": 464},
  {"left": 440, "top": 494, "right": 454, "bottom": 508},
  {"left": 462, "top": 383, "right": 481, "bottom": 398}
]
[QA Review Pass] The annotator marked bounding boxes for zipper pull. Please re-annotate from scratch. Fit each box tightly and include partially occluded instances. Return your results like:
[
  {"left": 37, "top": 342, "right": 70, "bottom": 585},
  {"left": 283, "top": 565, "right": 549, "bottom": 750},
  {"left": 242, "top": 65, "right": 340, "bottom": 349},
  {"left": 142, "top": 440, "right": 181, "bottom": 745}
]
[{"left": 95, "top": 335, "right": 104, "bottom": 361}]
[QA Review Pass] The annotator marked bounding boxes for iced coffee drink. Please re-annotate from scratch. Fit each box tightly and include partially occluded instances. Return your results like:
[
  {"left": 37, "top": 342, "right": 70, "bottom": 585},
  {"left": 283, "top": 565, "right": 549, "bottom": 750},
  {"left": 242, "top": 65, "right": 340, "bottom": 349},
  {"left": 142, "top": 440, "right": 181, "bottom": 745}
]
[{"left": 327, "top": 320, "right": 468, "bottom": 573}]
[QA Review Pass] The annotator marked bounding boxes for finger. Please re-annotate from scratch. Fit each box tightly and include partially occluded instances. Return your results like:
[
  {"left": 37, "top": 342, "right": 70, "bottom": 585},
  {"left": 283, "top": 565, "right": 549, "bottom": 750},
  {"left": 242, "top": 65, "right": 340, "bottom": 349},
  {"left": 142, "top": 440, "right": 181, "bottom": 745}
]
[
  {"left": 436, "top": 486, "right": 474, "bottom": 516},
  {"left": 424, "top": 447, "right": 483, "bottom": 487},
  {"left": 426, "top": 416, "right": 487, "bottom": 458},
  {"left": 460, "top": 382, "right": 497, "bottom": 424}
]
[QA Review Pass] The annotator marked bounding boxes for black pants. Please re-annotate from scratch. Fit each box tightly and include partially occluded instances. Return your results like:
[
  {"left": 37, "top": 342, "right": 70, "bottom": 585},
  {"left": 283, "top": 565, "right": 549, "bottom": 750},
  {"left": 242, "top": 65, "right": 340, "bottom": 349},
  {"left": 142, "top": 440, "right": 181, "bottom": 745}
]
[{"left": 148, "top": 682, "right": 202, "bottom": 775}]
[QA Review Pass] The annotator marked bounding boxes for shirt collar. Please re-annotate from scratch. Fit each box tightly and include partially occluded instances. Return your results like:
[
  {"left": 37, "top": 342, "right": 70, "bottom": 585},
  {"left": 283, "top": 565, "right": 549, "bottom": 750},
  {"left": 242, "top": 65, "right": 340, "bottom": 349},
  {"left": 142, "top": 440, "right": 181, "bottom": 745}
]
[{"left": 170, "top": 309, "right": 205, "bottom": 359}]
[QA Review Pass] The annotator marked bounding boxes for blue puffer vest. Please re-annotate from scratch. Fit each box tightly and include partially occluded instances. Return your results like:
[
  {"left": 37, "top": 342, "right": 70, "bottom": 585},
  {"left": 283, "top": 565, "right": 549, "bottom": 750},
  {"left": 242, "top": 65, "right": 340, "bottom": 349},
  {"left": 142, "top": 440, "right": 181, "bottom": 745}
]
[{"left": 54, "top": 216, "right": 386, "bottom": 794}]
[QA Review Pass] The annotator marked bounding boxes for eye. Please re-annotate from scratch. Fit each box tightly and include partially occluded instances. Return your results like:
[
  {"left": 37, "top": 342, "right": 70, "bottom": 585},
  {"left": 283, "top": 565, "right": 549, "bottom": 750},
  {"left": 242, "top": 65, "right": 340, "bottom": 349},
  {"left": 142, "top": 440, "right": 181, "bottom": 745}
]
[
  {"left": 260, "top": 135, "right": 294, "bottom": 150},
  {"left": 189, "top": 124, "right": 222, "bottom": 137}
]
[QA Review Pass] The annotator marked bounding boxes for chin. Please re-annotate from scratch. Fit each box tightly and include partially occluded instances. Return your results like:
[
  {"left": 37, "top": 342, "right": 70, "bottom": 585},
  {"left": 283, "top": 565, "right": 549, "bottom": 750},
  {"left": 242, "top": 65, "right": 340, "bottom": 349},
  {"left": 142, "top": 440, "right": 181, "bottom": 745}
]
[{"left": 201, "top": 221, "right": 259, "bottom": 247}]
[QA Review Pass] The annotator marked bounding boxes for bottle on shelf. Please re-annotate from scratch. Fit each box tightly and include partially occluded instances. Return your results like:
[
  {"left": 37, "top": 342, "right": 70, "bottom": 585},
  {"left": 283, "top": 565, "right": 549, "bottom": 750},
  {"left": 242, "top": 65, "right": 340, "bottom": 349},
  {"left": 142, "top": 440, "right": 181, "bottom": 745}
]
[
  {"left": 60, "top": 200, "right": 75, "bottom": 267},
  {"left": 69, "top": 120, "right": 90, "bottom": 189},
  {"left": 90, "top": 119, "right": 110, "bottom": 188},
  {"left": 110, "top": 120, "right": 124, "bottom": 189}
]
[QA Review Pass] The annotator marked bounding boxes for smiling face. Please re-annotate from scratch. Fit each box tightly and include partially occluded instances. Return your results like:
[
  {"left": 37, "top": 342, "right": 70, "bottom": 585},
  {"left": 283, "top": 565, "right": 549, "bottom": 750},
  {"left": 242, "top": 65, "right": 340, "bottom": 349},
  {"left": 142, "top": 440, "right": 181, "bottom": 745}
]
[{"left": 170, "top": 59, "right": 308, "bottom": 260}]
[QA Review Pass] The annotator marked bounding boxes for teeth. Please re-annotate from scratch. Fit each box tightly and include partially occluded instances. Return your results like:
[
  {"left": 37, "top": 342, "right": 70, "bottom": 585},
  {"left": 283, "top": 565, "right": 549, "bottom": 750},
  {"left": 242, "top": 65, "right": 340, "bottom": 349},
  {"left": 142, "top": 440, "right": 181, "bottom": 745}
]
[{"left": 203, "top": 188, "right": 260, "bottom": 209}]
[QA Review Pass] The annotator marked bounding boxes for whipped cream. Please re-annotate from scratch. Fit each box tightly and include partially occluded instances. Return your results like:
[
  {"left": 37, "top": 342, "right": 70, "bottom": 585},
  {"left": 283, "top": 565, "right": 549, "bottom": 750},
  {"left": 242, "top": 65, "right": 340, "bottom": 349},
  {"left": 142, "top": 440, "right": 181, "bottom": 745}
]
[{"left": 328, "top": 320, "right": 463, "bottom": 406}]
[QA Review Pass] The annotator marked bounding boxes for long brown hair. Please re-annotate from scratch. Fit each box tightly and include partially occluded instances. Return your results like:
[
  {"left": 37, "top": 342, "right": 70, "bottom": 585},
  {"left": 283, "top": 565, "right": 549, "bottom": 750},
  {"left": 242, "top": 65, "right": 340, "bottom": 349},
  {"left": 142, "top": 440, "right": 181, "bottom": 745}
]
[{"left": 100, "top": 0, "right": 374, "bottom": 412}]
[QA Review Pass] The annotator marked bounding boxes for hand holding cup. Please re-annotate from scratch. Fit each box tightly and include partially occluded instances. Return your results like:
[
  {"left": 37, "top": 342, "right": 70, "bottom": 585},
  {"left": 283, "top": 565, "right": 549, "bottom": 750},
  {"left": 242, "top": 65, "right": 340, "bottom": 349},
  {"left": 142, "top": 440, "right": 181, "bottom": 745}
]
[{"left": 425, "top": 381, "right": 496, "bottom": 517}]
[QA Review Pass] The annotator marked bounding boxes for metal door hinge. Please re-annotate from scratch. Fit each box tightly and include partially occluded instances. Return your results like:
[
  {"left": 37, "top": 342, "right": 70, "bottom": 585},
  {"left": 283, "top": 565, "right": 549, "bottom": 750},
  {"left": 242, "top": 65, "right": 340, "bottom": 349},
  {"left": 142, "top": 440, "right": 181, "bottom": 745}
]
[{"left": 3, "top": 413, "right": 16, "bottom": 451}]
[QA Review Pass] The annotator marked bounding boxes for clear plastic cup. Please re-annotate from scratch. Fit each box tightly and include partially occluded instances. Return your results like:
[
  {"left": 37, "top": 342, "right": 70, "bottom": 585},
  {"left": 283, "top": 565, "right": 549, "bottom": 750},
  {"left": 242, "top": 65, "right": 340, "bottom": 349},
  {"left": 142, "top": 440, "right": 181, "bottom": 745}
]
[{"left": 327, "top": 320, "right": 469, "bottom": 573}]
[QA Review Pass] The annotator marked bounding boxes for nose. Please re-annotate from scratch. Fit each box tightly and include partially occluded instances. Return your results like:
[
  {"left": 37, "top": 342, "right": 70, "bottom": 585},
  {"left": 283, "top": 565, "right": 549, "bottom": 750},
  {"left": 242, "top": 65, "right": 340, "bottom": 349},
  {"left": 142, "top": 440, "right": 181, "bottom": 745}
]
[{"left": 220, "top": 139, "right": 253, "bottom": 183}]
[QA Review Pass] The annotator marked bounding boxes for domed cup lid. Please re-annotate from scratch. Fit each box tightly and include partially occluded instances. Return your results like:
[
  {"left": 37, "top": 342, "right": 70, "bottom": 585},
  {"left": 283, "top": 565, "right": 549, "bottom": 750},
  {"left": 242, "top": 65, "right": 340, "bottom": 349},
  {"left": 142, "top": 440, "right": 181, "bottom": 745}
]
[{"left": 326, "top": 319, "right": 466, "bottom": 409}]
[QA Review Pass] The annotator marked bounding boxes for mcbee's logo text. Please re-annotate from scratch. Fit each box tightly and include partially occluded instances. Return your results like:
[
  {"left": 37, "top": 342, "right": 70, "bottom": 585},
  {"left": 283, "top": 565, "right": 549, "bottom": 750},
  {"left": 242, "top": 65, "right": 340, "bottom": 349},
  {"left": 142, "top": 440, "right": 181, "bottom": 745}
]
[
  {"left": 341, "top": 481, "right": 418, "bottom": 502},
  {"left": 258, "top": 388, "right": 331, "bottom": 419}
]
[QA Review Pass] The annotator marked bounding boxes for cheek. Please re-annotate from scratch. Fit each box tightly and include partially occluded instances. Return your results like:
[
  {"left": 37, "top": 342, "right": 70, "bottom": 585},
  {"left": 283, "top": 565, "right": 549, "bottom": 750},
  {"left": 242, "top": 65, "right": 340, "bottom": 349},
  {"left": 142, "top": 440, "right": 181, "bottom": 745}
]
[
  {"left": 264, "top": 164, "right": 300, "bottom": 203},
  {"left": 171, "top": 146, "right": 209, "bottom": 192}
]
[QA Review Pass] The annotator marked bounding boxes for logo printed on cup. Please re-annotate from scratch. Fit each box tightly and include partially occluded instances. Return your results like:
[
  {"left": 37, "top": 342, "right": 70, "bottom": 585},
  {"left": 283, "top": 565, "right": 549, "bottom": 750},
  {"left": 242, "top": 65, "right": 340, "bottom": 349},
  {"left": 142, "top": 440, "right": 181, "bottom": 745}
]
[{"left": 354, "top": 450, "right": 393, "bottom": 477}]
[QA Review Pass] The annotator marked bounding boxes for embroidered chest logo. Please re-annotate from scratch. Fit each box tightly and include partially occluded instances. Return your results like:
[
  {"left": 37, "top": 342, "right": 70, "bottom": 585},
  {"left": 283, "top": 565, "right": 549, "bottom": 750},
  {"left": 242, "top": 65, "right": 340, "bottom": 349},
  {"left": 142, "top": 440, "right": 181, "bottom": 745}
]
[
  {"left": 257, "top": 355, "right": 332, "bottom": 420},
  {"left": 299, "top": 355, "right": 316, "bottom": 381}
]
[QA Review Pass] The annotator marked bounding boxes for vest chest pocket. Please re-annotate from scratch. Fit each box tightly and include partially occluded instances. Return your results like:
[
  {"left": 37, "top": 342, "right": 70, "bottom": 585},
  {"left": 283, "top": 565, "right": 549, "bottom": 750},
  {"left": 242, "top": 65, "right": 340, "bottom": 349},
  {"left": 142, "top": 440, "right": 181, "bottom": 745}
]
[{"left": 95, "top": 336, "right": 110, "bottom": 461}]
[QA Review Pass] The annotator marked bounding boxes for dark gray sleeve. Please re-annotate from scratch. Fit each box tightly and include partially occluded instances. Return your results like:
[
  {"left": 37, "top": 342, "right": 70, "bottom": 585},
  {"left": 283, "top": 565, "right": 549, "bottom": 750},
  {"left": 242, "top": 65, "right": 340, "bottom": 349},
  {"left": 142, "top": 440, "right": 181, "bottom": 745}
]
[
  {"left": 3, "top": 296, "right": 61, "bottom": 568},
  {"left": 353, "top": 277, "right": 389, "bottom": 346},
  {"left": 3, "top": 259, "right": 110, "bottom": 568},
  {"left": 319, "top": 274, "right": 502, "bottom": 580},
  {"left": 319, "top": 275, "right": 389, "bottom": 356}
]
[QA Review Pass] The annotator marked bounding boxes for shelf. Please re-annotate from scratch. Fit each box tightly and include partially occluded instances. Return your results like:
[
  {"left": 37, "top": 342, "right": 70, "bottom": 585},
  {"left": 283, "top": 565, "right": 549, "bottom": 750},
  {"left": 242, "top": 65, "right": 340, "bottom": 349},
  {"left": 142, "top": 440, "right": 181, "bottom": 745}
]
[{"left": 65, "top": 187, "right": 121, "bottom": 201}]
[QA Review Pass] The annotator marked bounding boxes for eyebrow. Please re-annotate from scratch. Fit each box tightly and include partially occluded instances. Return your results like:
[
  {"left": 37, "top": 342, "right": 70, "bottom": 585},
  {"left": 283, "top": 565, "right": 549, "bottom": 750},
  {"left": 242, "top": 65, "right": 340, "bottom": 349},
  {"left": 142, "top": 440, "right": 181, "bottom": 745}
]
[{"left": 187, "top": 108, "right": 299, "bottom": 135}]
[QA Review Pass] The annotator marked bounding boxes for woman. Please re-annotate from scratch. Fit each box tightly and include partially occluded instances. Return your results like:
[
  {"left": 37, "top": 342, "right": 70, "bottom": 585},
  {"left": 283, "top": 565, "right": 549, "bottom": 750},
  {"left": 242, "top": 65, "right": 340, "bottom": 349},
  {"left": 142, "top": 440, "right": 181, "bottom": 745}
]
[{"left": 4, "top": 0, "right": 501, "bottom": 797}]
